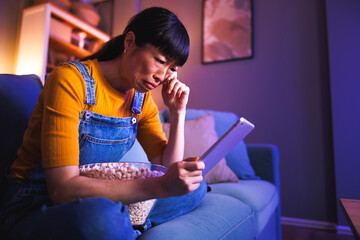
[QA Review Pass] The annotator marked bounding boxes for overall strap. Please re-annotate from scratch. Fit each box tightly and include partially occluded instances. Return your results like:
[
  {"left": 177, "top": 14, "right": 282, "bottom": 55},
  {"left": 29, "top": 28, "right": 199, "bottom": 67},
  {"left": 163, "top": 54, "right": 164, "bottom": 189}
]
[
  {"left": 68, "top": 61, "right": 97, "bottom": 107},
  {"left": 132, "top": 91, "right": 145, "bottom": 115}
]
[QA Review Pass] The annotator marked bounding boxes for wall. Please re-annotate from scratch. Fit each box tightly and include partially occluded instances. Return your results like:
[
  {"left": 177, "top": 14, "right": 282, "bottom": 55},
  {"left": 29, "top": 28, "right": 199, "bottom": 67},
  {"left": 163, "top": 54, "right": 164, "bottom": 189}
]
[
  {"left": 0, "top": 0, "right": 33, "bottom": 74},
  {"left": 326, "top": 0, "right": 360, "bottom": 226},
  {"left": 0, "top": 0, "right": 22, "bottom": 74},
  {"left": 113, "top": 0, "right": 336, "bottom": 223}
]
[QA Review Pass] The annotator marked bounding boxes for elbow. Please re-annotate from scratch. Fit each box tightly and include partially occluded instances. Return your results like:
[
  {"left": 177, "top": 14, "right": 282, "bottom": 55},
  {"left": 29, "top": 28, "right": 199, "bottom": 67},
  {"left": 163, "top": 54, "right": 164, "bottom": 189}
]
[
  {"left": 48, "top": 187, "right": 71, "bottom": 205},
  {"left": 47, "top": 182, "right": 79, "bottom": 205}
]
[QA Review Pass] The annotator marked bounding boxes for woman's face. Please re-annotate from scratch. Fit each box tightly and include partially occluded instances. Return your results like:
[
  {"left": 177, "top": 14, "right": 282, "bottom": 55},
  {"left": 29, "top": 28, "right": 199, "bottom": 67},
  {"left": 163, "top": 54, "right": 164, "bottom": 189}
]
[{"left": 123, "top": 43, "right": 178, "bottom": 93}]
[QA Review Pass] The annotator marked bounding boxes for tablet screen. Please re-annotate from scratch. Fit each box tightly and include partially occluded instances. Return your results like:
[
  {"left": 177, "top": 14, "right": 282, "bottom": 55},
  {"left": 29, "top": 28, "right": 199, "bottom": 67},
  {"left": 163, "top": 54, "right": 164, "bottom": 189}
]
[{"left": 200, "top": 117, "right": 255, "bottom": 175}]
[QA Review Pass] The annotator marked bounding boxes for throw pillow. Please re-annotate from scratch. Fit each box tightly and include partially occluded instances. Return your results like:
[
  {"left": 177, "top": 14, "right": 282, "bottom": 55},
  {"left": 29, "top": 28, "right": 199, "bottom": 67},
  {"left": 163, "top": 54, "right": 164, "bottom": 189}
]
[
  {"left": 162, "top": 114, "right": 239, "bottom": 184},
  {"left": 161, "top": 109, "right": 258, "bottom": 180}
]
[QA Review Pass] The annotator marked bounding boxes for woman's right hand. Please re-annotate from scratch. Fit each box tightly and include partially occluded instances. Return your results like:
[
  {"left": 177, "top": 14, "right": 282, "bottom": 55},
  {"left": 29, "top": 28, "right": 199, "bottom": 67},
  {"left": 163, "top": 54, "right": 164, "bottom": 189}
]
[{"left": 160, "top": 157, "right": 205, "bottom": 197}]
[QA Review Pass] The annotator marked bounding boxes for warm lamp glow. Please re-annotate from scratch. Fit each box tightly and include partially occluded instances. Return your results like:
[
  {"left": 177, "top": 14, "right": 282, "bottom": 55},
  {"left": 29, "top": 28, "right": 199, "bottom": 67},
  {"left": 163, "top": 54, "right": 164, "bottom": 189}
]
[
  {"left": 15, "top": 3, "right": 110, "bottom": 85},
  {"left": 0, "top": 45, "right": 15, "bottom": 74},
  {"left": 15, "top": 4, "right": 49, "bottom": 85},
  {"left": 16, "top": 53, "right": 44, "bottom": 81},
  {"left": 0, "top": 62, "right": 12, "bottom": 74}
]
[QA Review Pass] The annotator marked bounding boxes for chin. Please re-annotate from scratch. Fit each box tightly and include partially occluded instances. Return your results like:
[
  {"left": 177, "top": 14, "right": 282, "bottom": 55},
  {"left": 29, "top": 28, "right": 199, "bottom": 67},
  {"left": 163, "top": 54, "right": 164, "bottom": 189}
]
[{"left": 135, "top": 87, "right": 149, "bottom": 93}]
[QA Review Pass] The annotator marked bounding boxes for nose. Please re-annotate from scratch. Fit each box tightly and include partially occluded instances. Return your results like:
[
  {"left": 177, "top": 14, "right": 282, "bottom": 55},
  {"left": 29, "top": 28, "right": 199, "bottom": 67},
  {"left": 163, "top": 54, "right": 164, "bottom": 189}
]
[{"left": 153, "top": 67, "right": 170, "bottom": 83}]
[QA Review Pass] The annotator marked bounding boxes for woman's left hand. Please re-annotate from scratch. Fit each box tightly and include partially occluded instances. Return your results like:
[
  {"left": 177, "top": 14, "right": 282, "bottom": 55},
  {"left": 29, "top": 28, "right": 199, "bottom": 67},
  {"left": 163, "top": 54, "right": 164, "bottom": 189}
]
[{"left": 162, "top": 73, "right": 189, "bottom": 112}]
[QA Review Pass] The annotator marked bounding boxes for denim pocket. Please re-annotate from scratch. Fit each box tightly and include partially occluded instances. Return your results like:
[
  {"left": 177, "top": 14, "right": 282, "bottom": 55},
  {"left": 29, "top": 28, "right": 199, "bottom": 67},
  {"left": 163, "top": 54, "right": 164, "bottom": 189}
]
[
  {"left": 80, "top": 134, "right": 131, "bottom": 145},
  {"left": 79, "top": 134, "right": 133, "bottom": 165}
]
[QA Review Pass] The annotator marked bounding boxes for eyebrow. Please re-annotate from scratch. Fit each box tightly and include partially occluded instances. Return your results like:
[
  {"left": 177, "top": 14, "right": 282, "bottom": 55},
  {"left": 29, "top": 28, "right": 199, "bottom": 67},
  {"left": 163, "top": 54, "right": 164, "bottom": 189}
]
[{"left": 151, "top": 47, "right": 174, "bottom": 64}]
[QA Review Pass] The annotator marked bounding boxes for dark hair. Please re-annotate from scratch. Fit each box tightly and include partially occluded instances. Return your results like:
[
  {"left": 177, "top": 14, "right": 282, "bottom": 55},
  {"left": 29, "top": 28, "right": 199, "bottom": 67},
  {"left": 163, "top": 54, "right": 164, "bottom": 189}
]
[{"left": 82, "top": 7, "right": 190, "bottom": 66}]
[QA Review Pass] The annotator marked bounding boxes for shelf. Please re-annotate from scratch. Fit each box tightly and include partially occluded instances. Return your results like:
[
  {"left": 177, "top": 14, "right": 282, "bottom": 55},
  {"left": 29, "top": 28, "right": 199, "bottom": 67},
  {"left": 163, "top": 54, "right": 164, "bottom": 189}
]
[
  {"left": 29, "top": 2, "right": 109, "bottom": 42},
  {"left": 16, "top": 2, "right": 110, "bottom": 84},
  {"left": 49, "top": 36, "right": 91, "bottom": 59}
]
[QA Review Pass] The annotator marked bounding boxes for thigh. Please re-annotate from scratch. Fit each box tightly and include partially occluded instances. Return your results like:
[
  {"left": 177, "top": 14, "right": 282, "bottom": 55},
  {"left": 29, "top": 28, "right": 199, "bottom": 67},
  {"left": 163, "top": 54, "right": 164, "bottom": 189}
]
[
  {"left": 149, "top": 180, "right": 208, "bottom": 226},
  {"left": 5, "top": 197, "right": 135, "bottom": 240}
]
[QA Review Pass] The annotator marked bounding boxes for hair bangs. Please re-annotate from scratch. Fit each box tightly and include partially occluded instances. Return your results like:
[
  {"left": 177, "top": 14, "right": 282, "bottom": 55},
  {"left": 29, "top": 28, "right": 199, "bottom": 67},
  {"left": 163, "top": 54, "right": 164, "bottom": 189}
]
[
  {"left": 85, "top": 7, "right": 190, "bottom": 64},
  {"left": 155, "top": 24, "right": 190, "bottom": 67},
  {"left": 125, "top": 7, "right": 190, "bottom": 66}
]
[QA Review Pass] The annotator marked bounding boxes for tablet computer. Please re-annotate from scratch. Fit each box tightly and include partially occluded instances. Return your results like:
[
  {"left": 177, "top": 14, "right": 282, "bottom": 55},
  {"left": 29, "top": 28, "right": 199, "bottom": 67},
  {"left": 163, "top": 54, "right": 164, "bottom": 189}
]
[{"left": 200, "top": 117, "right": 255, "bottom": 175}]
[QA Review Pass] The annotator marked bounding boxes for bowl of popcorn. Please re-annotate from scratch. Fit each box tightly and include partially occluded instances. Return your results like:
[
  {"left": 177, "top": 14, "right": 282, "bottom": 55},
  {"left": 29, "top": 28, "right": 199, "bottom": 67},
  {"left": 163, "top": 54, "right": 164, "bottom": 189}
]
[{"left": 79, "top": 162, "right": 167, "bottom": 226}]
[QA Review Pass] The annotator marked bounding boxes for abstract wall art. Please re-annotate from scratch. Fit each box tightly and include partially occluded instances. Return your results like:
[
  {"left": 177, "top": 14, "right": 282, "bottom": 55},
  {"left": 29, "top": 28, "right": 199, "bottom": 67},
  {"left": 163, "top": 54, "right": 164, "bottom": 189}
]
[{"left": 202, "top": 0, "right": 253, "bottom": 64}]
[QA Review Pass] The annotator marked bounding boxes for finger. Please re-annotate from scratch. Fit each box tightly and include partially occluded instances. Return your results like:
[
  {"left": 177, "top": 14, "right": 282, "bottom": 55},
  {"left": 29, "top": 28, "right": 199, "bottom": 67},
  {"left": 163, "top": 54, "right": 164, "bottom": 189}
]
[
  {"left": 176, "top": 85, "right": 189, "bottom": 98},
  {"left": 185, "top": 170, "right": 203, "bottom": 177},
  {"left": 171, "top": 83, "right": 187, "bottom": 97},
  {"left": 161, "top": 79, "right": 172, "bottom": 96},
  {"left": 167, "top": 78, "right": 179, "bottom": 94},
  {"left": 187, "top": 175, "right": 204, "bottom": 187},
  {"left": 160, "top": 78, "right": 169, "bottom": 86},
  {"left": 171, "top": 82, "right": 183, "bottom": 97},
  {"left": 161, "top": 79, "right": 169, "bottom": 92},
  {"left": 191, "top": 175, "right": 204, "bottom": 184},
  {"left": 182, "top": 160, "right": 205, "bottom": 171},
  {"left": 166, "top": 72, "right": 177, "bottom": 81},
  {"left": 161, "top": 79, "right": 173, "bottom": 96}
]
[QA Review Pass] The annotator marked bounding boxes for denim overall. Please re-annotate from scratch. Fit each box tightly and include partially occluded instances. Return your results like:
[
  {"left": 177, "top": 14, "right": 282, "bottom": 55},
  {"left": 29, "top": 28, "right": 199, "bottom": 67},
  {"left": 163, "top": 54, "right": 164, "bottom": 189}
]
[
  {"left": 0, "top": 62, "right": 207, "bottom": 240},
  {"left": 73, "top": 61, "right": 145, "bottom": 165}
]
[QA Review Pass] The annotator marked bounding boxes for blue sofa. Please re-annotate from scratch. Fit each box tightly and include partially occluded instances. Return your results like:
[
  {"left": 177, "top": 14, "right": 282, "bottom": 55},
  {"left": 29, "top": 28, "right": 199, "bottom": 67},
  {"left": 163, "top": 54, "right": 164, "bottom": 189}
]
[
  {"left": 0, "top": 74, "right": 281, "bottom": 240},
  {"left": 123, "top": 110, "right": 281, "bottom": 240}
]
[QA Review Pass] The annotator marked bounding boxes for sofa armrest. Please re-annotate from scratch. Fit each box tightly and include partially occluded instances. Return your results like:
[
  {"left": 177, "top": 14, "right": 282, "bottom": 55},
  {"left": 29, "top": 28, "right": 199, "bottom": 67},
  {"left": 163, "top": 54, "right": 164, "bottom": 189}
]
[
  {"left": 246, "top": 143, "right": 282, "bottom": 240},
  {"left": 246, "top": 144, "right": 280, "bottom": 188}
]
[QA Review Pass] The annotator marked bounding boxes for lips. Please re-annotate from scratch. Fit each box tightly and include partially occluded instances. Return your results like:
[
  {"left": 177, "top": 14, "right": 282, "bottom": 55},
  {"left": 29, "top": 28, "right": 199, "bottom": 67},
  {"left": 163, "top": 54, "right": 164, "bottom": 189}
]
[{"left": 143, "top": 80, "right": 157, "bottom": 90}]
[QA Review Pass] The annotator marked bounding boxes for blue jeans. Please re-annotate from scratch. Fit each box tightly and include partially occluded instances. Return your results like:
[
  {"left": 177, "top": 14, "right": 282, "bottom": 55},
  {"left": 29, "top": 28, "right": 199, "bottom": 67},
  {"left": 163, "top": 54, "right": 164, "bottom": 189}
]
[
  {"left": 149, "top": 180, "right": 208, "bottom": 226},
  {"left": 0, "top": 177, "right": 207, "bottom": 239},
  {"left": 1, "top": 181, "right": 134, "bottom": 240}
]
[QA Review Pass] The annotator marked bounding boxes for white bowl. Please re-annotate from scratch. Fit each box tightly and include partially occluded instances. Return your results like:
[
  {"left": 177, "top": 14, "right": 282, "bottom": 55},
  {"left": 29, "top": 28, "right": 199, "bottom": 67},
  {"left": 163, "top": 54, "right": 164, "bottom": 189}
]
[{"left": 79, "top": 162, "right": 167, "bottom": 226}]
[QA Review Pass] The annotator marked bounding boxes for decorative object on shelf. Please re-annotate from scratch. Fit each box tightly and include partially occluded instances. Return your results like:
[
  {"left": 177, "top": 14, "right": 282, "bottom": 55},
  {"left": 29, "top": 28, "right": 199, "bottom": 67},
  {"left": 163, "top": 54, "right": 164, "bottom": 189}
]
[
  {"left": 33, "top": 0, "right": 71, "bottom": 11},
  {"left": 70, "top": 1, "right": 101, "bottom": 27},
  {"left": 50, "top": 17, "right": 72, "bottom": 43},
  {"left": 77, "top": 31, "right": 87, "bottom": 49},
  {"left": 202, "top": 0, "right": 253, "bottom": 64},
  {"left": 70, "top": 31, "right": 100, "bottom": 52}
]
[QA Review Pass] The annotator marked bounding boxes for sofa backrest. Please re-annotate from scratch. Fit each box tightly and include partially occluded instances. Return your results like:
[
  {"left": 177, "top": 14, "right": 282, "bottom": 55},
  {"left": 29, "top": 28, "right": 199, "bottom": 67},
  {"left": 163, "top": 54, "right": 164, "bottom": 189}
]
[
  {"left": 0, "top": 74, "right": 42, "bottom": 196},
  {"left": 161, "top": 109, "right": 258, "bottom": 180}
]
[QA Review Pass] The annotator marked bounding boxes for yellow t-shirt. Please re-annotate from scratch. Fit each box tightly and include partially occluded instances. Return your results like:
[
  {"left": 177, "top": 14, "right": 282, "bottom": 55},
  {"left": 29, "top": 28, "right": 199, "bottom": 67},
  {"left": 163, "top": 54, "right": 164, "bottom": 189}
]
[{"left": 9, "top": 60, "right": 167, "bottom": 179}]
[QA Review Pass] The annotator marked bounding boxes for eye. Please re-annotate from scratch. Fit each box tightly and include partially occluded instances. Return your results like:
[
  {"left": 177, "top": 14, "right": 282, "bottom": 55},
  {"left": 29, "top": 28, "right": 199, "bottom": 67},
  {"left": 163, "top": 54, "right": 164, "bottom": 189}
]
[
  {"left": 155, "top": 57, "right": 165, "bottom": 64},
  {"left": 170, "top": 67, "right": 177, "bottom": 72}
]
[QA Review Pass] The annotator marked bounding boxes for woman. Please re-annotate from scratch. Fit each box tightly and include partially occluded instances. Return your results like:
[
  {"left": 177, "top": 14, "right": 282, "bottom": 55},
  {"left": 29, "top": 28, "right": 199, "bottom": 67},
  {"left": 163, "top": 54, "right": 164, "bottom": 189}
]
[{"left": 0, "top": 7, "right": 206, "bottom": 240}]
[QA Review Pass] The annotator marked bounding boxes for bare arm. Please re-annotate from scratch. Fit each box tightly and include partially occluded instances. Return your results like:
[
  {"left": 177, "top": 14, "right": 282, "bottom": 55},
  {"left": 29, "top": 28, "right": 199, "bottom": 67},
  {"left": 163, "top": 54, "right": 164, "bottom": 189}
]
[
  {"left": 158, "top": 76, "right": 189, "bottom": 167},
  {"left": 45, "top": 157, "right": 204, "bottom": 205},
  {"left": 158, "top": 110, "right": 186, "bottom": 167}
]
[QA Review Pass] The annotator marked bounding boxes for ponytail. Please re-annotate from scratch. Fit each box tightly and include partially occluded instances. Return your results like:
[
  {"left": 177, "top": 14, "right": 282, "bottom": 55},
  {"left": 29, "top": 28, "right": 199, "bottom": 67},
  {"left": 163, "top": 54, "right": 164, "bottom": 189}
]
[{"left": 81, "top": 35, "right": 125, "bottom": 61}]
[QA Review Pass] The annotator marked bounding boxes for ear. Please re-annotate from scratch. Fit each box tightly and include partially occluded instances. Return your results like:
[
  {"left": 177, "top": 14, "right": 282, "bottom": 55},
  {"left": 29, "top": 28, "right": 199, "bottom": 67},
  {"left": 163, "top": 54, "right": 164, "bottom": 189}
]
[{"left": 124, "top": 31, "right": 136, "bottom": 51}]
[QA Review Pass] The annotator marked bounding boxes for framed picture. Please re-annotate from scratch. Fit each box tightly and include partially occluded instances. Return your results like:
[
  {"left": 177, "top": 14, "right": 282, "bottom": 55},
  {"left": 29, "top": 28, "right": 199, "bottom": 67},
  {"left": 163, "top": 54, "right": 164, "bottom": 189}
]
[{"left": 202, "top": 0, "right": 253, "bottom": 64}]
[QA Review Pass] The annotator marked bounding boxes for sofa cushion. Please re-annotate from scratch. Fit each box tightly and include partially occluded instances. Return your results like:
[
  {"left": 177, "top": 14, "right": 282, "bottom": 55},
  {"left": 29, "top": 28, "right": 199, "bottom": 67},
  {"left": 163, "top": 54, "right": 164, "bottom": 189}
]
[
  {"left": 161, "top": 114, "right": 238, "bottom": 184},
  {"left": 209, "top": 181, "right": 279, "bottom": 234},
  {"left": 140, "top": 193, "right": 257, "bottom": 240},
  {"left": 0, "top": 74, "right": 42, "bottom": 198},
  {"left": 161, "top": 109, "right": 258, "bottom": 180}
]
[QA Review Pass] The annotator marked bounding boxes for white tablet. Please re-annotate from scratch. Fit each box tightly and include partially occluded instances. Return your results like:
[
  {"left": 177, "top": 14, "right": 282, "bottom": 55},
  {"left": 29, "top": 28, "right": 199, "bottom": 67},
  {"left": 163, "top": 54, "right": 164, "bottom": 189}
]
[{"left": 200, "top": 117, "right": 255, "bottom": 175}]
